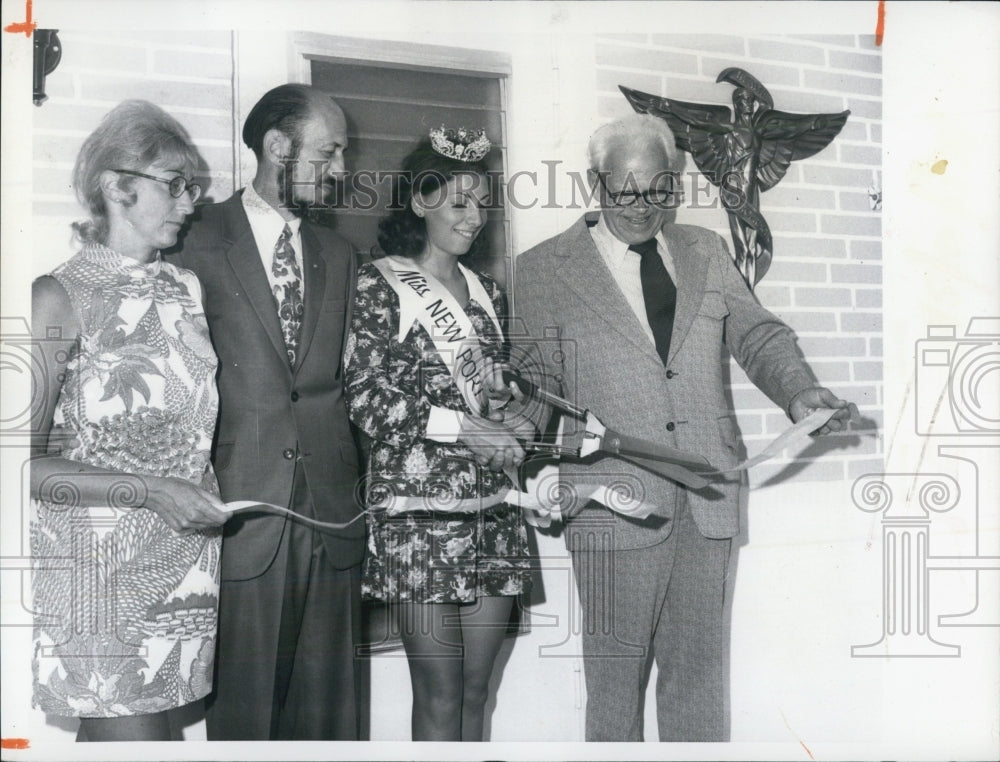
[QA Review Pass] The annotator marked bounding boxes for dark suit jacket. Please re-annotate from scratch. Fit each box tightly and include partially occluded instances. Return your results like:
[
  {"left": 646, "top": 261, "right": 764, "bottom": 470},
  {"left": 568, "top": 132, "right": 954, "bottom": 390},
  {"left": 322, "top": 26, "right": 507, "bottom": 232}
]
[
  {"left": 515, "top": 214, "right": 816, "bottom": 548},
  {"left": 167, "top": 192, "right": 364, "bottom": 578}
]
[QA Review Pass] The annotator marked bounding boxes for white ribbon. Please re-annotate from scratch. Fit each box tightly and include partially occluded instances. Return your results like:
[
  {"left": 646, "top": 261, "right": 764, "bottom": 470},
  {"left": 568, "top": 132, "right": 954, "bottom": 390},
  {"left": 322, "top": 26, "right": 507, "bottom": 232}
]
[
  {"left": 220, "top": 500, "right": 366, "bottom": 529},
  {"left": 710, "top": 407, "right": 839, "bottom": 475},
  {"left": 220, "top": 471, "right": 655, "bottom": 529},
  {"left": 220, "top": 409, "right": 844, "bottom": 529}
]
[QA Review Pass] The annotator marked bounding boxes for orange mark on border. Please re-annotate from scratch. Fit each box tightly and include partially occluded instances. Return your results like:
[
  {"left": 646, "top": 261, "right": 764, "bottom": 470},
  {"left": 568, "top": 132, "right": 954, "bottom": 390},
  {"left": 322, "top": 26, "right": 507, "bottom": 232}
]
[
  {"left": 1, "top": 738, "right": 31, "bottom": 750},
  {"left": 4, "top": 0, "right": 37, "bottom": 37},
  {"left": 780, "top": 710, "right": 815, "bottom": 760},
  {"left": 875, "top": 0, "right": 886, "bottom": 46}
]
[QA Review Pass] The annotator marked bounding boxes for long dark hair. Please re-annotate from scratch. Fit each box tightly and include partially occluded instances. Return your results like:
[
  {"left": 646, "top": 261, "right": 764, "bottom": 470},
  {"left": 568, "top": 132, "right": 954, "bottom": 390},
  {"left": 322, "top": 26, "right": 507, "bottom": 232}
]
[{"left": 376, "top": 137, "right": 490, "bottom": 260}]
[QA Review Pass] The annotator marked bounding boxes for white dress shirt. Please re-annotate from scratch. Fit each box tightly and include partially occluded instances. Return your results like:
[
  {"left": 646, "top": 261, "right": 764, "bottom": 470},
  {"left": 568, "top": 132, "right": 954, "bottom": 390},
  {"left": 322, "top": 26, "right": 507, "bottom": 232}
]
[
  {"left": 589, "top": 214, "right": 678, "bottom": 347},
  {"left": 241, "top": 182, "right": 305, "bottom": 300}
]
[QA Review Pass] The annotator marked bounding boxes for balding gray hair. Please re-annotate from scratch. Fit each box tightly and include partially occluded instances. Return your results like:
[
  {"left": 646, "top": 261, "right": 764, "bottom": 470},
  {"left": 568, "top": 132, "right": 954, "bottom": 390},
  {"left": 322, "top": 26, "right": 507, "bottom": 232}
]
[{"left": 587, "top": 113, "right": 679, "bottom": 173}]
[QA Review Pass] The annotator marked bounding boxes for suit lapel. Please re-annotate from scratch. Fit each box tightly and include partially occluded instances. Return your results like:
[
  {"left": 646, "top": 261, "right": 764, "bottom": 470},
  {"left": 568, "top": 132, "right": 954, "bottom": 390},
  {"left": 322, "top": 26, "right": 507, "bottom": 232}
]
[
  {"left": 294, "top": 223, "right": 327, "bottom": 372},
  {"left": 664, "top": 223, "right": 710, "bottom": 364},
  {"left": 553, "top": 216, "right": 662, "bottom": 364},
  {"left": 221, "top": 198, "right": 290, "bottom": 370}
]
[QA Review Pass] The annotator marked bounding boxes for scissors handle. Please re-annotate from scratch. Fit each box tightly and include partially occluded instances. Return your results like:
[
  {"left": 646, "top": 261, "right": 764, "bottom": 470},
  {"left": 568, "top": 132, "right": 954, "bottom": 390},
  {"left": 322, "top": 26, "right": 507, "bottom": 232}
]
[
  {"left": 502, "top": 369, "right": 588, "bottom": 419},
  {"left": 521, "top": 441, "right": 581, "bottom": 457}
]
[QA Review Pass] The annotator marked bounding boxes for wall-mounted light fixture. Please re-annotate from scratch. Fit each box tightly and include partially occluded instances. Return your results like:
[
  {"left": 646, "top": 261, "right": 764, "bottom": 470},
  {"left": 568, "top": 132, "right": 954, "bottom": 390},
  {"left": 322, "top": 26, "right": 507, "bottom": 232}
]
[{"left": 33, "top": 29, "right": 62, "bottom": 106}]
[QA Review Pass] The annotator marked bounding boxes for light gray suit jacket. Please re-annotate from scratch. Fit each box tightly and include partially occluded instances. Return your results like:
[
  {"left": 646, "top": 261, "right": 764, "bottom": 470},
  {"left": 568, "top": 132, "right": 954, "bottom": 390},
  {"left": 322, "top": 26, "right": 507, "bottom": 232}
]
[{"left": 514, "top": 214, "right": 815, "bottom": 548}]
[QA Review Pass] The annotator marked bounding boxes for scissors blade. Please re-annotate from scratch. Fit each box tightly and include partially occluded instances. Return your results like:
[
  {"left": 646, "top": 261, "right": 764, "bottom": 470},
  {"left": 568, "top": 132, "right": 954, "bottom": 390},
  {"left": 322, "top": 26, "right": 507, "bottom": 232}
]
[
  {"left": 619, "top": 453, "right": 711, "bottom": 490},
  {"left": 600, "top": 429, "right": 714, "bottom": 471}
]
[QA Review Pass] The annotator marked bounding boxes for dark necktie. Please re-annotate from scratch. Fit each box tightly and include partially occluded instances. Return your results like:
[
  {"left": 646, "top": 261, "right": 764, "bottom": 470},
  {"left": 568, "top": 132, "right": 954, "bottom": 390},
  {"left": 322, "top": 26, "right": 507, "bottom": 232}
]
[
  {"left": 271, "top": 223, "right": 303, "bottom": 366},
  {"left": 629, "top": 238, "right": 676, "bottom": 366}
]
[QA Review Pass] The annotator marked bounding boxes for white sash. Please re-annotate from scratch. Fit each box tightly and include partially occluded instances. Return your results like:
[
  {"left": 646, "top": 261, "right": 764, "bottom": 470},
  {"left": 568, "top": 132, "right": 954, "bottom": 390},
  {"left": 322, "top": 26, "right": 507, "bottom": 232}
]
[
  {"left": 368, "top": 256, "right": 659, "bottom": 526},
  {"left": 373, "top": 256, "right": 501, "bottom": 417}
]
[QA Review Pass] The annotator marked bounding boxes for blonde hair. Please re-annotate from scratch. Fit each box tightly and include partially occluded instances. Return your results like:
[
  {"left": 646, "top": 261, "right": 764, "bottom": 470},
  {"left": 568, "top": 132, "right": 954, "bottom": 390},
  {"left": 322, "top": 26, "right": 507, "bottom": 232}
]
[{"left": 72, "top": 100, "right": 200, "bottom": 244}]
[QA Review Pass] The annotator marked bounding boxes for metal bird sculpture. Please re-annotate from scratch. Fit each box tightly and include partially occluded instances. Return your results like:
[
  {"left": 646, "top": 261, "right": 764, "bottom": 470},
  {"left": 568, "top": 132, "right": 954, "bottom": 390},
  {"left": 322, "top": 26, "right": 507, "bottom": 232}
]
[{"left": 621, "top": 68, "right": 850, "bottom": 289}]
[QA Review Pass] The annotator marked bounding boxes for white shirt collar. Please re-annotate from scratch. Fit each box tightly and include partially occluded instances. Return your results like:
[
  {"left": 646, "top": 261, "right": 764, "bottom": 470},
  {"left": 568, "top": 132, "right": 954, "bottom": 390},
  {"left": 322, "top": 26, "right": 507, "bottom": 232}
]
[
  {"left": 242, "top": 182, "right": 302, "bottom": 239},
  {"left": 592, "top": 212, "right": 668, "bottom": 266}
]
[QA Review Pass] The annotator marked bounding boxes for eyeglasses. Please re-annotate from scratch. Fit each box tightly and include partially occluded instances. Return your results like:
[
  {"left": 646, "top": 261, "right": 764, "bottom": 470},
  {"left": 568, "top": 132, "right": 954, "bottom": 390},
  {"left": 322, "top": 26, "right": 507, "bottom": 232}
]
[
  {"left": 113, "top": 169, "right": 202, "bottom": 202},
  {"left": 597, "top": 175, "right": 676, "bottom": 208}
]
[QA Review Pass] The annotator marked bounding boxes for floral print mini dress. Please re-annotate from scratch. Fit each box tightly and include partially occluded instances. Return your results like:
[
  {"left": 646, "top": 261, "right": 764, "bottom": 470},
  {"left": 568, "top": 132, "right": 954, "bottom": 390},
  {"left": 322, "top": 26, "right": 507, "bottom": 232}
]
[
  {"left": 31, "top": 245, "right": 222, "bottom": 717},
  {"left": 344, "top": 262, "right": 532, "bottom": 604}
]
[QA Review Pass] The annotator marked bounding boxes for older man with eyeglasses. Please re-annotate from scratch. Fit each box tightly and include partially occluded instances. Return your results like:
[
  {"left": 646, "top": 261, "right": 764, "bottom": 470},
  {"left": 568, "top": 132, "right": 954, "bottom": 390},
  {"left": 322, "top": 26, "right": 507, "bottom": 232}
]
[{"left": 514, "top": 113, "right": 855, "bottom": 742}]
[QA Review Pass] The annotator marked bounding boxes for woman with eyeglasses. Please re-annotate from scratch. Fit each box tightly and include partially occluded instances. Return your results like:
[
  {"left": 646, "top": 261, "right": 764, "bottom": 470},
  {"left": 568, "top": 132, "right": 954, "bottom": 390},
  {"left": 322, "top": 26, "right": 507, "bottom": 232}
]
[{"left": 29, "top": 100, "right": 229, "bottom": 742}]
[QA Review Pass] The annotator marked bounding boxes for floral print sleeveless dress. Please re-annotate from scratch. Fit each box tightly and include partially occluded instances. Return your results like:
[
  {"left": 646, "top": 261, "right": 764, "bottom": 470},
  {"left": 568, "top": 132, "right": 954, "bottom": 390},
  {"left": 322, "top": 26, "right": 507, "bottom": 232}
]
[{"left": 31, "top": 245, "right": 222, "bottom": 717}]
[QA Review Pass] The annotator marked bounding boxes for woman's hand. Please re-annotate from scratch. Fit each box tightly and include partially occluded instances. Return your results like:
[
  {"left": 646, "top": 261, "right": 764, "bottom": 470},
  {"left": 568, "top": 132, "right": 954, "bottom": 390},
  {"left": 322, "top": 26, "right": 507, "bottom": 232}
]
[
  {"left": 146, "top": 476, "right": 230, "bottom": 534},
  {"left": 480, "top": 358, "right": 538, "bottom": 438},
  {"left": 481, "top": 357, "right": 514, "bottom": 422},
  {"left": 457, "top": 415, "right": 526, "bottom": 473}
]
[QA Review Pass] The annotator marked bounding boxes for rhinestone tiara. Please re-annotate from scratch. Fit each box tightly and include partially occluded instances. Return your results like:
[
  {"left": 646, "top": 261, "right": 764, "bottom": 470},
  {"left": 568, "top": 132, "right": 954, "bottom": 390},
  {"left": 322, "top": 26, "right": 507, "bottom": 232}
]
[{"left": 429, "top": 125, "right": 491, "bottom": 163}]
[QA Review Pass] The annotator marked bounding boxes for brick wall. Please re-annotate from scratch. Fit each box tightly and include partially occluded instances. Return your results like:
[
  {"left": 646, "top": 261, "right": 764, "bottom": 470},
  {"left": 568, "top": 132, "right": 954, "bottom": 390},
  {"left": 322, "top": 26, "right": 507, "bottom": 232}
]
[
  {"left": 28, "top": 30, "right": 883, "bottom": 485},
  {"left": 31, "top": 30, "right": 236, "bottom": 276},
  {"left": 594, "top": 33, "right": 883, "bottom": 485}
]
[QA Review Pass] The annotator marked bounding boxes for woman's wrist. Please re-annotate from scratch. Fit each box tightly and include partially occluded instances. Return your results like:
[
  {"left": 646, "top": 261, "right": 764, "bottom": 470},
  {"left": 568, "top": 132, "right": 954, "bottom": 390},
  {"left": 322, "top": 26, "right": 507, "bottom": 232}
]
[{"left": 427, "top": 406, "right": 466, "bottom": 443}]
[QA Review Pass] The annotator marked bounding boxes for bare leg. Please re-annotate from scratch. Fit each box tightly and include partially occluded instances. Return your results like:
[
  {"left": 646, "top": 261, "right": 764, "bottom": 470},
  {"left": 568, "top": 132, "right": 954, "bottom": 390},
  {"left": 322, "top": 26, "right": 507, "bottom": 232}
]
[
  {"left": 456, "top": 596, "right": 514, "bottom": 742},
  {"left": 77, "top": 711, "right": 171, "bottom": 742},
  {"left": 397, "top": 602, "right": 464, "bottom": 741}
]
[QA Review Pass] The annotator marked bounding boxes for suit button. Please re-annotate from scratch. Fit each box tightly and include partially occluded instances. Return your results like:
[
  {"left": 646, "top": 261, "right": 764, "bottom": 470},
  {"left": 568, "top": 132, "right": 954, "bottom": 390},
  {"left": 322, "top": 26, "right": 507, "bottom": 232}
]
[
  {"left": 290, "top": 390, "right": 299, "bottom": 402},
  {"left": 665, "top": 422, "right": 675, "bottom": 432},
  {"left": 283, "top": 448, "right": 295, "bottom": 460},
  {"left": 665, "top": 370, "right": 675, "bottom": 379}
]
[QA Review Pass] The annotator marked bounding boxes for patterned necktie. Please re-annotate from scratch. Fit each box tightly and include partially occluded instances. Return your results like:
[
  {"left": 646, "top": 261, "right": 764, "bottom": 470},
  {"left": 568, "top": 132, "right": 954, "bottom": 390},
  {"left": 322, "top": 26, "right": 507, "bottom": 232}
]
[
  {"left": 629, "top": 238, "right": 676, "bottom": 366},
  {"left": 271, "top": 223, "right": 303, "bottom": 366}
]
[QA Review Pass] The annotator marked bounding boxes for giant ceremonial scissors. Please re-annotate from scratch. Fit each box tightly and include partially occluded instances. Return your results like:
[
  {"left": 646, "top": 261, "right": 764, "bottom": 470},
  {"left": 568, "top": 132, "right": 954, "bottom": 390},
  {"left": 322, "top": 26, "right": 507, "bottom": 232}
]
[{"left": 501, "top": 370, "right": 714, "bottom": 489}]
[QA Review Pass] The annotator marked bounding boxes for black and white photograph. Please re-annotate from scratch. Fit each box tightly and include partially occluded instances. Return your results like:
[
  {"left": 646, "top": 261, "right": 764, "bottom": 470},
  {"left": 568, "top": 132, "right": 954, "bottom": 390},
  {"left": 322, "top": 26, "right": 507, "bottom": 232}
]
[{"left": 1, "top": 1, "right": 997, "bottom": 760}]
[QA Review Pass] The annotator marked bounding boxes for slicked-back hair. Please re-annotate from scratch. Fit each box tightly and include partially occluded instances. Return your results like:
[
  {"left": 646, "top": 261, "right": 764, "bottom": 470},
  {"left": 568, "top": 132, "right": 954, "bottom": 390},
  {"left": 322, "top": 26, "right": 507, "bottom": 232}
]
[
  {"left": 242, "top": 83, "right": 324, "bottom": 160},
  {"left": 71, "top": 99, "right": 199, "bottom": 245},
  {"left": 587, "top": 113, "right": 679, "bottom": 174},
  {"left": 377, "top": 137, "right": 490, "bottom": 260}
]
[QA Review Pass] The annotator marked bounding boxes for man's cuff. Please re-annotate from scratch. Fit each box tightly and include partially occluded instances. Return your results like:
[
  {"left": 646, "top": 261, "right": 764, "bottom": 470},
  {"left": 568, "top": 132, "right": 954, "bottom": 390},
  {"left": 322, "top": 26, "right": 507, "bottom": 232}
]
[
  {"left": 426, "top": 406, "right": 465, "bottom": 443},
  {"left": 786, "top": 385, "right": 820, "bottom": 419}
]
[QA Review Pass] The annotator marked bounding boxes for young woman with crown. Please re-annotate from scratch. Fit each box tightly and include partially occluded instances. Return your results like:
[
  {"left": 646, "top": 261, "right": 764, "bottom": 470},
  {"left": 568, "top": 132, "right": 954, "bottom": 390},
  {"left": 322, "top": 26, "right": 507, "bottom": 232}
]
[{"left": 344, "top": 126, "right": 534, "bottom": 741}]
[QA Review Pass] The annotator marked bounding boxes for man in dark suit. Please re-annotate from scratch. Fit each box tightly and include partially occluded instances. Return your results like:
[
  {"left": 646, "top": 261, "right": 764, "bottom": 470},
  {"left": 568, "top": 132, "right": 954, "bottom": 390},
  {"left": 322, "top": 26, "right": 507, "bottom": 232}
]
[
  {"left": 515, "top": 114, "right": 854, "bottom": 741},
  {"left": 166, "top": 84, "right": 364, "bottom": 740}
]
